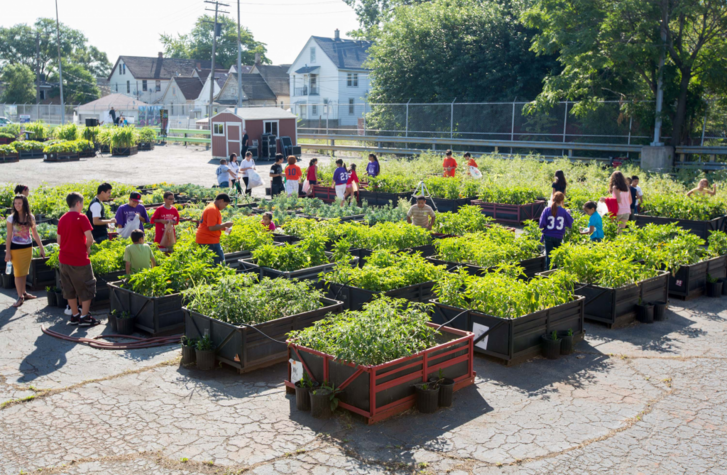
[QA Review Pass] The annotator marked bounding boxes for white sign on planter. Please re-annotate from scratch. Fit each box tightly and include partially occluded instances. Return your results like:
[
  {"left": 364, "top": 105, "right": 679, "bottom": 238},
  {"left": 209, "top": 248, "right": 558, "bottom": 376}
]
[{"left": 472, "top": 322, "right": 490, "bottom": 350}]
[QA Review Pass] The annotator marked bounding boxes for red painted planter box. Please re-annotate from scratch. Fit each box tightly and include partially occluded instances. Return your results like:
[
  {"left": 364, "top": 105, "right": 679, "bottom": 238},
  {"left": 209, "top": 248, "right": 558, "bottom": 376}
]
[
  {"left": 285, "top": 323, "right": 476, "bottom": 424},
  {"left": 471, "top": 200, "right": 547, "bottom": 224}
]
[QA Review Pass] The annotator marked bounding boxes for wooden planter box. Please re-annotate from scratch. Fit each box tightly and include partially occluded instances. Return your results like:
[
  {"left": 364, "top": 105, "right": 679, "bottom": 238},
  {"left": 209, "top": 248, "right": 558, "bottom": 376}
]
[
  {"left": 634, "top": 214, "right": 725, "bottom": 241},
  {"left": 471, "top": 200, "right": 547, "bottom": 225},
  {"left": 431, "top": 296, "right": 585, "bottom": 365},
  {"left": 238, "top": 253, "right": 358, "bottom": 281},
  {"left": 138, "top": 142, "right": 155, "bottom": 151},
  {"left": 55, "top": 268, "right": 125, "bottom": 305},
  {"left": 324, "top": 281, "right": 436, "bottom": 311},
  {"left": 0, "top": 137, "right": 16, "bottom": 145},
  {"left": 26, "top": 257, "right": 55, "bottom": 290},
  {"left": 285, "top": 323, "right": 476, "bottom": 424},
  {"left": 426, "top": 255, "right": 546, "bottom": 278},
  {"left": 183, "top": 297, "right": 344, "bottom": 374},
  {"left": 18, "top": 150, "right": 44, "bottom": 159},
  {"left": 357, "top": 190, "right": 411, "bottom": 207},
  {"left": 0, "top": 153, "right": 20, "bottom": 163},
  {"left": 44, "top": 152, "right": 79, "bottom": 162},
  {"left": 424, "top": 197, "right": 475, "bottom": 213},
  {"left": 78, "top": 149, "right": 96, "bottom": 158},
  {"left": 311, "top": 185, "right": 337, "bottom": 203},
  {"left": 111, "top": 146, "right": 139, "bottom": 156},
  {"left": 669, "top": 255, "right": 727, "bottom": 299},
  {"left": 99, "top": 144, "right": 110, "bottom": 153},
  {"left": 108, "top": 281, "right": 184, "bottom": 336},
  {"left": 223, "top": 249, "right": 252, "bottom": 270}
]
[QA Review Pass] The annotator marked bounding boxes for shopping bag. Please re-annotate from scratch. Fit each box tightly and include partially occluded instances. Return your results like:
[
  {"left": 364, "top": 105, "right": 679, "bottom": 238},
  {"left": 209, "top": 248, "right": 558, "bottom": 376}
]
[
  {"left": 120, "top": 215, "right": 140, "bottom": 239},
  {"left": 160, "top": 223, "right": 176, "bottom": 249},
  {"left": 596, "top": 201, "right": 609, "bottom": 217},
  {"left": 469, "top": 166, "right": 482, "bottom": 179},
  {"left": 302, "top": 180, "right": 311, "bottom": 194},
  {"left": 246, "top": 169, "right": 263, "bottom": 188}
]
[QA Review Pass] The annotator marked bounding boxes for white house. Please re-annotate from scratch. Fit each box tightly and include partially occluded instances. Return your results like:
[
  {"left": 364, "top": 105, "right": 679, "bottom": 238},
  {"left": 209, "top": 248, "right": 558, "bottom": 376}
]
[
  {"left": 107, "top": 53, "right": 211, "bottom": 104},
  {"left": 193, "top": 72, "right": 228, "bottom": 115},
  {"left": 288, "top": 30, "right": 372, "bottom": 128}
]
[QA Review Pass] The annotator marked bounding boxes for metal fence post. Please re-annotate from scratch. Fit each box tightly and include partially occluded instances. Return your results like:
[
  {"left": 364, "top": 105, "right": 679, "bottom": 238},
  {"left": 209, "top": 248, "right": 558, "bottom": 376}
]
[
  {"left": 405, "top": 99, "right": 410, "bottom": 138},
  {"left": 450, "top": 98, "right": 456, "bottom": 140},
  {"left": 510, "top": 101, "right": 516, "bottom": 154},
  {"left": 363, "top": 103, "right": 366, "bottom": 135},
  {"left": 700, "top": 105, "right": 708, "bottom": 147},
  {"left": 562, "top": 101, "right": 569, "bottom": 157}
]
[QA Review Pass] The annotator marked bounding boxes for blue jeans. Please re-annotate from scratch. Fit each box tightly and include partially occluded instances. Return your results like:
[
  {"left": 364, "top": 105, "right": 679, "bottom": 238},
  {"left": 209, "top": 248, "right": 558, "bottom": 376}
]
[
  {"left": 219, "top": 181, "right": 229, "bottom": 188},
  {"left": 203, "top": 243, "right": 225, "bottom": 266},
  {"left": 543, "top": 236, "right": 563, "bottom": 270}
]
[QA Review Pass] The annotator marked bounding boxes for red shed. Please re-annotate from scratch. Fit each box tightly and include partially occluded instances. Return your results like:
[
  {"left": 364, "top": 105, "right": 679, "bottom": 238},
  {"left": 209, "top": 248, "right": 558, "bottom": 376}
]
[{"left": 210, "top": 107, "right": 298, "bottom": 160}]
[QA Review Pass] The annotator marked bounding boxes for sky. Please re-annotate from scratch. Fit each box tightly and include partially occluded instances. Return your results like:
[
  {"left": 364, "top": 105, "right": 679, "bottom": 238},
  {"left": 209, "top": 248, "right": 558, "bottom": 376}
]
[{"left": 1, "top": 0, "right": 361, "bottom": 67}]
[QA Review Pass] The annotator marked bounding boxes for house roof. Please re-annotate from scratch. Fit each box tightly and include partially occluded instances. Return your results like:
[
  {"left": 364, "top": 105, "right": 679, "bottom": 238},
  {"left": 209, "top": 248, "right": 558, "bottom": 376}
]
[
  {"left": 220, "top": 73, "right": 277, "bottom": 102},
  {"left": 311, "top": 36, "right": 372, "bottom": 70},
  {"left": 254, "top": 64, "right": 291, "bottom": 96},
  {"left": 172, "top": 77, "right": 204, "bottom": 100},
  {"left": 295, "top": 66, "right": 320, "bottom": 74},
  {"left": 110, "top": 56, "right": 211, "bottom": 80},
  {"left": 76, "top": 93, "right": 149, "bottom": 112},
  {"left": 231, "top": 65, "right": 254, "bottom": 74},
  {"left": 214, "top": 107, "right": 297, "bottom": 121}
]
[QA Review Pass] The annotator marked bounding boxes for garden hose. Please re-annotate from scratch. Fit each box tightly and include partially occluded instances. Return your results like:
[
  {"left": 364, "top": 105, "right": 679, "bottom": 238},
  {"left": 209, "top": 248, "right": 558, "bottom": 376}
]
[{"left": 41, "top": 326, "right": 182, "bottom": 350}]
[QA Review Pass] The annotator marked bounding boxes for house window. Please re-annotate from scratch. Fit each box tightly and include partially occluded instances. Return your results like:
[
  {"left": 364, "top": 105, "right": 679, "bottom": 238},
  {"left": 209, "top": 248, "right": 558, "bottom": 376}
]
[
  {"left": 349, "top": 98, "right": 354, "bottom": 115},
  {"left": 142, "top": 80, "right": 147, "bottom": 91},
  {"left": 115, "top": 83, "right": 118, "bottom": 92},
  {"left": 213, "top": 123, "right": 224, "bottom": 135},
  {"left": 39, "top": 90, "right": 45, "bottom": 100},
  {"left": 310, "top": 47, "right": 316, "bottom": 63},
  {"left": 156, "top": 81, "right": 161, "bottom": 92},
  {"left": 120, "top": 64, "right": 126, "bottom": 75},
  {"left": 310, "top": 74, "right": 317, "bottom": 94},
  {"left": 323, "top": 98, "right": 328, "bottom": 114},
  {"left": 347, "top": 73, "right": 358, "bottom": 87},
  {"left": 127, "top": 81, "right": 130, "bottom": 93},
  {"left": 264, "top": 120, "right": 279, "bottom": 136},
  {"left": 312, "top": 105, "right": 318, "bottom": 116}
]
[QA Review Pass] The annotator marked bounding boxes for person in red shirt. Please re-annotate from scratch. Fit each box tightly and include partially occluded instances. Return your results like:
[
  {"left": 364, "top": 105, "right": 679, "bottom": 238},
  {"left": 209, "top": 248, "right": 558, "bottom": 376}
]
[
  {"left": 464, "top": 152, "right": 477, "bottom": 168},
  {"left": 442, "top": 149, "right": 457, "bottom": 177},
  {"left": 57, "top": 192, "right": 98, "bottom": 326},
  {"left": 343, "top": 163, "right": 360, "bottom": 206},
  {"left": 150, "top": 191, "right": 180, "bottom": 250},
  {"left": 305, "top": 158, "right": 318, "bottom": 197}
]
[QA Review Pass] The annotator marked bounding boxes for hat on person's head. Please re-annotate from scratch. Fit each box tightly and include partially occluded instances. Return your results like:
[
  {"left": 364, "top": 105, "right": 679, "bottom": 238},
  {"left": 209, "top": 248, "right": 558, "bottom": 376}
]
[{"left": 130, "top": 192, "right": 142, "bottom": 201}]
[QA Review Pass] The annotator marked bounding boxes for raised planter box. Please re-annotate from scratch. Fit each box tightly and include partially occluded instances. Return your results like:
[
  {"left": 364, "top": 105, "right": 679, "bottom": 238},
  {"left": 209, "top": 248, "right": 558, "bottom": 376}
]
[
  {"left": 18, "top": 150, "right": 44, "bottom": 159},
  {"left": 426, "top": 255, "right": 546, "bottom": 278},
  {"left": 111, "top": 146, "right": 139, "bottom": 157},
  {"left": 669, "top": 255, "right": 727, "bottom": 299},
  {"left": 424, "top": 197, "right": 475, "bottom": 213},
  {"left": 0, "top": 153, "right": 20, "bottom": 163},
  {"left": 357, "top": 190, "right": 411, "bottom": 207},
  {"left": 26, "top": 257, "right": 55, "bottom": 290},
  {"left": 238, "top": 253, "right": 358, "bottom": 281},
  {"left": 44, "top": 152, "right": 80, "bottom": 162},
  {"left": 138, "top": 142, "right": 155, "bottom": 151},
  {"left": 285, "top": 322, "right": 476, "bottom": 424},
  {"left": 108, "top": 281, "right": 184, "bottom": 336},
  {"left": 55, "top": 268, "right": 125, "bottom": 305},
  {"left": 183, "top": 297, "right": 344, "bottom": 374},
  {"left": 311, "top": 185, "right": 337, "bottom": 203},
  {"left": 634, "top": 214, "right": 725, "bottom": 241},
  {"left": 78, "top": 149, "right": 96, "bottom": 158},
  {"left": 431, "top": 296, "right": 585, "bottom": 365},
  {"left": 471, "top": 200, "right": 547, "bottom": 225},
  {"left": 223, "top": 249, "right": 252, "bottom": 270},
  {"left": 300, "top": 213, "right": 365, "bottom": 223},
  {"left": 324, "top": 281, "right": 436, "bottom": 311},
  {"left": 0, "top": 137, "right": 16, "bottom": 145},
  {"left": 99, "top": 144, "right": 110, "bottom": 154}
]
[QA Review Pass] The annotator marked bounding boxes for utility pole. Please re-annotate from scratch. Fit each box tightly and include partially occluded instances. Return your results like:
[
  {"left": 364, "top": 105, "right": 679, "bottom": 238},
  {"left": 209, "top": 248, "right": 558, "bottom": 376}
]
[
  {"left": 55, "top": 0, "right": 65, "bottom": 124},
  {"left": 652, "top": 0, "right": 668, "bottom": 146},
  {"left": 235, "top": 0, "right": 242, "bottom": 113},
  {"left": 205, "top": 1, "right": 229, "bottom": 132},
  {"left": 35, "top": 32, "right": 40, "bottom": 106}
]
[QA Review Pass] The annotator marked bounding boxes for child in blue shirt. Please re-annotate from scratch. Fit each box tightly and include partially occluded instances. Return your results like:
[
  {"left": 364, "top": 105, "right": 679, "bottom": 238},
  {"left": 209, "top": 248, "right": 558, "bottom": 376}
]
[{"left": 581, "top": 201, "right": 604, "bottom": 242}]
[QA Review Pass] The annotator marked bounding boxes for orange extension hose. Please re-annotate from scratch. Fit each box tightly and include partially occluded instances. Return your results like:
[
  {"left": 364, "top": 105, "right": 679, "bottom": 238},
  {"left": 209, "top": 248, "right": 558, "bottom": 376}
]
[{"left": 41, "top": 326, "right": 181, "bottom": 350}]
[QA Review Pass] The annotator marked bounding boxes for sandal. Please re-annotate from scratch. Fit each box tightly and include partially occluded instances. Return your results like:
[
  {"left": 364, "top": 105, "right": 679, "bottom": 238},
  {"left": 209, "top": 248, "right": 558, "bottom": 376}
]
[
  {"left": 23, "top": 293, "right": 38, "bottom": 300},
  {"left": 12, "top": 297, "right": 24, "bottom": 308}
]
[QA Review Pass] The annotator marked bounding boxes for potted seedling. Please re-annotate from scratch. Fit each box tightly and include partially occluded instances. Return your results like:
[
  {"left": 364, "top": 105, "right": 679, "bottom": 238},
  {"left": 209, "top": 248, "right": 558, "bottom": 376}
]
[
  {"left": 635, "top": 299, "right": 654, "bottom": 324},
  {"left": 541, "top": 330, "right": 561, "bottom": 360},
  {"left": 181, "top": 336, "right": 197, "bottom": 366},
  {"left": 428, "top": 368, "right": 455, "bottom": 408},
  {"left": 309, "top": 381, "right": 340, "bottom": 419},
  {"left": 295, "top": 371, "right": 319, "bottom": 411},
  {"left": 115, "top": 310, "right": 136, "bottom": 335},
  {"left": 414, "top": 380, "right": 440, "bottom": 413},
  {"left": 195, "top": 334, "right": 216, "bottom": 370},
  {"left": 559, "top": 328, "right": 574, "bottom": 355},
  {"left": 46, "top": 286, "right": 57, "bottom": 307},
  {"left": 54, "top": 288, "right": 66, "bottom": 308},
  {"left": 652, "top": 301, "right": 668, "bottom": 321},
  {"left": 706, "top": 274, "right": 723, "bottom": 298}
]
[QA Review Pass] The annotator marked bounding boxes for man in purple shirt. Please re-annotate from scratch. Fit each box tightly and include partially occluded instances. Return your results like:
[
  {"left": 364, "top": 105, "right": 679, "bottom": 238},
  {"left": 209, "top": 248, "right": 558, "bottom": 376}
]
[
  {"left": 333, "top": 159, "right": 349, "bottom": 202},
  {"left": 538, "top": 192, "right": 573, "bottom": 269},
  {"left": 115, "top": 192, "right": 149, "bottom": 232}
]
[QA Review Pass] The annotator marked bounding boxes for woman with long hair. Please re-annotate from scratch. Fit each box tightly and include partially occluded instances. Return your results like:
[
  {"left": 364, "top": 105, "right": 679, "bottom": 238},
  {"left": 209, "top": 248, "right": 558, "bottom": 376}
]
[
  {"left": 306, "top": 158, "right": 318, "bottom": 197},
  {"left": 608, "top": 171, "right": 632, "bottom": 232},
  {"left": 4, "top": 195, "right": 45, "bottom": 307},
  {"left": 343, "top": 163, "right": 360, "bottom": 206},
  {"left": 366, "top": 154, "right": 380, "bottom": 178},
  {"left": 538, "top": 191, "right": 573, "bottom": 269},
  {"left": 14, "top": 185, "right": 29, "bottom": 197},
  {"left": 551, "top": 170, "right": 567, "bottom": 199},
  {"left": 228, "top": 154, "right": 242, "bottom": 194}
]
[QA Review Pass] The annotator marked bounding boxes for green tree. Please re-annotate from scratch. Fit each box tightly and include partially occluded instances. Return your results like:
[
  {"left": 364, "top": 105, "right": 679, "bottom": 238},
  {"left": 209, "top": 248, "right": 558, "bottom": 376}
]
[
  {"left": 160, "top": 15, "right": 269, "bottom": 69},
  {"left": 343, "top": 0, "right": 432, "bottom": 38},
  {"left": 47, "top": 62, "right": 100, "bottom": 103},
  {"left": 0, "top": 64, "right": 36, "bottom": 103},
  {"left": 524, "top": 0, "right": 727, "bottom": 145}
]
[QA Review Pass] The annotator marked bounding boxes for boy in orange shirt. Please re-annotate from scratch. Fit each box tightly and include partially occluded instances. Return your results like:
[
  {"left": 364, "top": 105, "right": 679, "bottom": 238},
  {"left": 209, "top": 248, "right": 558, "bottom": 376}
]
[
  {"left": 442, "top": 149, "right": 457, "bottom": 177},
  {"left": 195, "top": 193, "right": 233, "bottom": 265}
]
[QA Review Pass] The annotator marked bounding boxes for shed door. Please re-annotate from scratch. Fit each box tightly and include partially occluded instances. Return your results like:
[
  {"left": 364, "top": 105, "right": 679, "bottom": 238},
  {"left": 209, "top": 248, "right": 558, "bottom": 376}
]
[{"left": 227, "top": 122, "right": 241, "bottom": 157}]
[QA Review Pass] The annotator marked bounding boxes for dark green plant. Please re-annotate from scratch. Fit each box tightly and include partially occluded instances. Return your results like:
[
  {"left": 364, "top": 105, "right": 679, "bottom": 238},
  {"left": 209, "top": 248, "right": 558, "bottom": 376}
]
[
  {"left": 196, "top": 334, "right": 214, "bottom": 351},
  {"left": 551, "top": 330, "right": 558, "bottom": 341}
]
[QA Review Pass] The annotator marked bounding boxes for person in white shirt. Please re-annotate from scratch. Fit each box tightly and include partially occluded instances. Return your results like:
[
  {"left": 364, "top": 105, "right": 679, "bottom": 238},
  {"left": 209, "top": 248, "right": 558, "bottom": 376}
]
[
  {"left": 216, "top": 159, "right": 235, "bottom": 188},
  {"left": 228, "top": 154, "right": 242, "bottom": 194},
  {"left": 239, "top": 152, "right": 256, "bottom": 196}
]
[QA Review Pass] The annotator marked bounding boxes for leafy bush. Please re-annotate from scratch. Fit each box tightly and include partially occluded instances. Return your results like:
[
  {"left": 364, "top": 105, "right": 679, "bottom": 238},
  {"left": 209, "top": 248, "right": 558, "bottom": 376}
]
[
  {"left": 0, "top": 124, "right": 21, "bottom": 137},
  {"left": 24, "top": 121, "right": 49, "bottom": 141},
  {"left": 0, "top": 144, "right": 17, "bottom": 156},
  {"left": 82, "top": 126, "right": 99, "bottom": 142},
  {"left": 12, "top": 141, "right": 45, "bottom": 152},
  {"left": 251, "top": 236, "right": 330, "bottom": 271},
  {"left": 288, "top": 298, "right": 439, "bottom": 365},
  {"left": 33, "top": 243, "right": 58, "bottom": 258},
  {"left": 219, "top": 215, "right": 273, "bottom": 253},
  {"left": 363, "top": 198, "right": 409, "bottom": 224},
  {"left": 138, "top": 127, "right": 157, "bottom": 143},
  {"left": 0, "top": 132, "right": 15, "bottom": 140},
  {"left": 276, "top": 217, "right": 347, "bottom": 241},
  {"left": 53, "top": 124, "right": 79, "bottom": 141},
  {"left": 435, "top": 223, "right": 541, "bottom": 268},
  {"left": 435, "top": 205, "right": 494, "bottom": 235},
  {"left": 342, "top": 221, "right": 432, "bottom": 251},
  {"left": 109, "top": 127, "right": 139, "bottom": 152},
  {"left": 708, "top": 231, "right": 727, "bottom": 257},
  {"left": 43, "top": 141, "right": 79, "bottom": 154},
  {"left": 324, "top": 250, "right": 446, "bottom": 292},
  {"left": 640, "top": 194, "right": 726, "bottom": 221},
  {"left": 476, "top": 182, "right": 544, "bottom": 204},
  {"left": 184, "top": 274, "right": 325, "bottom": 325}
]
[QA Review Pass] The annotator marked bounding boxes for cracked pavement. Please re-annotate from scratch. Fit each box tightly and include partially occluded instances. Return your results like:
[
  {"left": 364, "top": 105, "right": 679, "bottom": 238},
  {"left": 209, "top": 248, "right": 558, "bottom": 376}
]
[{"left": 1, "top": 286, "right": 727, "bottom": 474}]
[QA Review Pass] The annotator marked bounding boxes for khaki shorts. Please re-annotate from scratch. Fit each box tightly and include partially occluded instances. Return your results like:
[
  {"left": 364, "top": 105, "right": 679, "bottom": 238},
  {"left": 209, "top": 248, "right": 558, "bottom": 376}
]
[
  {"left": 59, "top": 263, "right": 96, "bottom": 302},
  {"left": 616, "top": 213, "right": 630, "bottom": 224}
]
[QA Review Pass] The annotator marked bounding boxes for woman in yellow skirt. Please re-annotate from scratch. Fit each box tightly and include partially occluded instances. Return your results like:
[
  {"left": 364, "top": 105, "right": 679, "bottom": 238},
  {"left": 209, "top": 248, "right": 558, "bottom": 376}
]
[{"left": 4, "top": 195, "right": 45, "bottom": 307}]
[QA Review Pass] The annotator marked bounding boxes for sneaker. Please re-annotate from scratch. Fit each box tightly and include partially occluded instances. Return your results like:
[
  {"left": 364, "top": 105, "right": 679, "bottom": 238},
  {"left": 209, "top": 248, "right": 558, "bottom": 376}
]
[
  {"left": 68, "top": 313, "right": 81, "bottom": 325},
  {"left": 78, "top": 315, "right": 100, "bottom": 327},
  {"left": 64, "top": 305, "right": 73, "bottom": 316}
]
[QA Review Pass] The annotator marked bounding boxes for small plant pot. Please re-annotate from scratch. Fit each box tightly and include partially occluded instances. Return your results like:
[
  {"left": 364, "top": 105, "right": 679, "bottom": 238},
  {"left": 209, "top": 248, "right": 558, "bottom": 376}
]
[
  {"left": 559, "top": 332, "right": 575, "bottom": 355},
  {"left": 721, "top": 279, "right": 727, "bottom": 296},
  {"left": 541, "top": 335, "right": 562, "bottom": 360},
  {"left": 55, "top": 290, "right": 66, "bottom": 308},
  {"left": 636, "top": 303, "right": 654, "bottom": 323},
  {"left": 652, "top": 301, "right": 668, "bottom": 321},
  {"left": 47, "top": 291, "right": 57, "bottom": 307},
  {"left": 181, "top": 345, "right": 196, "bottom": 366},
  {"left": 294, "top": 381, "right": 320, "bottom": 411},
  {"left": 414, "top": 383, "right": 440, "bottom": 414},
  {"left": 437, "top": 378, "right": 455, "bottom": 408},
  {"left": 116, "top": 316, "right": 136, "bottom": 335},
  {"left": 195, "top": 349, "right": 216, "bottom": 370},
  {"left": 310, "top": 388, "right": 333, "bottom": 419},
  {"left": 1, "top": 273, "right": 14, "bottom": 289},
  {"left": 706, "top": 281, "right": 723, "bottom": 298}
]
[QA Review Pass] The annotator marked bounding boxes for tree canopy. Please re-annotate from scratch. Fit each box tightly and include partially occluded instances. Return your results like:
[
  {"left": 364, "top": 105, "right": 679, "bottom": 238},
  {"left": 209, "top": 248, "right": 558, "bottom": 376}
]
[
  {"left": 160, "top": 15, "right": 269, "bottom": 69},
  {"left": 0, "top": 64, "right": 36, "bottom": 104},
  {"left": 48, "top": 62, "right": 101, "bottom": 104}
]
